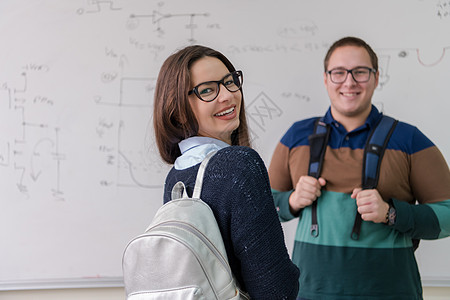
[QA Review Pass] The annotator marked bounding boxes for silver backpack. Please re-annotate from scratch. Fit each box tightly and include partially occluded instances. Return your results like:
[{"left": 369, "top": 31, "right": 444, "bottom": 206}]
[{"left": 122, "top": 151, "right": 250, "bottom": 299}]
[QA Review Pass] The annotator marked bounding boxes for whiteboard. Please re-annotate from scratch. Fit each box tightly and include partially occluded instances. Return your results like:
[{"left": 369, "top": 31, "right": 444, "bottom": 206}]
[{"left": 0, "top": 0, "right": 449, "bottom": 290}]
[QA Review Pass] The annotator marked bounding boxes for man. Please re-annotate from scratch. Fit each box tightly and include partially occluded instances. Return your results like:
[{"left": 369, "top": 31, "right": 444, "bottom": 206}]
[{"left": 268, "top": 36, "right": 450, "bottom": 299}]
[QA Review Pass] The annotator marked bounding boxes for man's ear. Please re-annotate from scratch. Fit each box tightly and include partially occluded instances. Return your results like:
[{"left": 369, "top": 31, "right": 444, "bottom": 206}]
[{"left": 374, "top": 70, "right": 380, "bottom": 88}]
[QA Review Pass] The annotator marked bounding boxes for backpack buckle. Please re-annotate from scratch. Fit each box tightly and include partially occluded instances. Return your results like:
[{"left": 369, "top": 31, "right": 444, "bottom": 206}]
[{"left": 310, "top": 224, "right": 319, "bottom": 237}]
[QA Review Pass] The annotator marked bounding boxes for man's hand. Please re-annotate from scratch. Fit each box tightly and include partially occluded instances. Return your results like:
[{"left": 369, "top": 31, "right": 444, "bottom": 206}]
[
  {"left": 351, "top": 188, "right": 389, "bottom": 223},
  {"left": 289, "top": 176, "right": 326, "bottom": 215}
]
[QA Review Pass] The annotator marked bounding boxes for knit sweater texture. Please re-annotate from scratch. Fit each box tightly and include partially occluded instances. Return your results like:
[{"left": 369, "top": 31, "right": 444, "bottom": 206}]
[{"left": 164, "top": 146, "right": 300, "bottom": 299}]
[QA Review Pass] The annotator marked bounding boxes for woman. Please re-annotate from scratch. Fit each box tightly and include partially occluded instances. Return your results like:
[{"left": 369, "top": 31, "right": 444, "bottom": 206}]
[{"left": 153, "top": 45, "right": 299, "bottom": 299}]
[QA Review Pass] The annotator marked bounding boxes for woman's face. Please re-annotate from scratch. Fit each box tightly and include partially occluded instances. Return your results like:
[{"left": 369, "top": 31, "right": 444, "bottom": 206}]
[{"left": 188, "top": 56, "right": 242, "bottom": 144}]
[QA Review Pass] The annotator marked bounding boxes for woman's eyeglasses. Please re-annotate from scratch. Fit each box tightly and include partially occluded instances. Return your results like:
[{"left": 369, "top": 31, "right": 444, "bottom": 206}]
[{"left": 188, "top": 70, "right": 243, "bottom": 102}]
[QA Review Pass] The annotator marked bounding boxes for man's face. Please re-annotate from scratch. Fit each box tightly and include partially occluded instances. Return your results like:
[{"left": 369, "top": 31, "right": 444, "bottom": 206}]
[{"left": 324, "top": 45, "right": 379, "bottom": 125}]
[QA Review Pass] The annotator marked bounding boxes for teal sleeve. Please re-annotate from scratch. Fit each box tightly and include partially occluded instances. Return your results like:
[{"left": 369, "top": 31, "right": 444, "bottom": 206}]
[
  {"left": 427, "top": 199, "right": 450, "bottom": 238},
  {"left": 392, "top": 198, "right": 450, "bottom": 239},
  {"left": 272, "top": 189, "right": 296, "bottom": 222}
]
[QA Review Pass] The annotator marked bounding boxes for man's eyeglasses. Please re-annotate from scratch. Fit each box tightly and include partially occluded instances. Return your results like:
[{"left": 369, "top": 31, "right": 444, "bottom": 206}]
[
  {"left": 326, "top": 67, "right": 376, "bottom": 84},
  {"left": 188, "top": 70, "right": 243, "bottom": 102}
]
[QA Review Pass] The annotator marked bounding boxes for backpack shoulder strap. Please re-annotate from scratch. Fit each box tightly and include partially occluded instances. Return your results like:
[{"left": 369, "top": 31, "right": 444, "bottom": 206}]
[
  {"left": 351, "top": 115, "right": 398, "bottom": 240},
  {"left": 171, "top": 150, "right": 218, "bottom": 200},
  {"left": 192, "top": 150, "right": 217, "bottom": 199},
  {"left": 308, "top": 117, "right": 330, "bottom": 179},
  {"left": 308, "top": 117, "right": 330, "bottom": 237},
  {"left": 362, "top": 115, "right": 398, "bottom": 189}
]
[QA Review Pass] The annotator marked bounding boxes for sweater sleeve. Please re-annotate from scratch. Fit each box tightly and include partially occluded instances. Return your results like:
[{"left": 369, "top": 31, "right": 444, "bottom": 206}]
[
  {"left": 272, "top": 189, "right": 297, "bottom": 222},
  {"left": 218, "top": 147, "right": 299, "bottom": 299},
  {"left": 269, "top": 142, "right": 294, "bottom": 192},
  {"left": 268, "top": 120, "right": 315, "bottom": 223},
  {"left": 269, "top": 142, "right": 298, "bottom": 224},
  {"left": 392, "top": 128, "right": 450, "bottom": 240}
]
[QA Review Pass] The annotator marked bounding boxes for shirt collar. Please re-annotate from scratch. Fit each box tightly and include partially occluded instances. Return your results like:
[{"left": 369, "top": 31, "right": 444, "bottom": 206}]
[
  {"left": 323, "top": 104, "right": 383, "bottom": 132},
  {"left": 175, "top": 136, "right": 230, "bottom": 170}
]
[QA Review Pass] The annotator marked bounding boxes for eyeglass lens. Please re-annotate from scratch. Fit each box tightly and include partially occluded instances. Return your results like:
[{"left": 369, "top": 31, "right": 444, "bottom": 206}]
[
  {"left": 195, "top": 71, "right": 242, "bottom": 102},
  {"left": 329, "top": 67, "right": 372, "bottom": 84}
]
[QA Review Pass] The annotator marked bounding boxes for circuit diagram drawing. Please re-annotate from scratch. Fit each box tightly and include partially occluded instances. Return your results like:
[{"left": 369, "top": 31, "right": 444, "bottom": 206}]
[
  {"left": 94, "top": 48, "right": 169, "bottom": 190},
  {"left": 94, "top": 75, "right": 169, "bottom": 190},
  {"left": 0, "top": 67, "right": 65, "bottom": 201},
  {"left": 76, "top": 0, "right": 122, "bottom": 15},
  {"left": 126, "top": 2, "right": 209, "bottom": 44},
  {"left": 85, "top": 2, "right": 213, "bottom": 190}
]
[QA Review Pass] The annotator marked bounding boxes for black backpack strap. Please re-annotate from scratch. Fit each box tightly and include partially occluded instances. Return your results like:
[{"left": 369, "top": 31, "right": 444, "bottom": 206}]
[
  {"left": 362, "top": 116, "right": 398, "bottom": 189},
  {"left": 351, "top": 115, "right": 398, "bottom": 240},
  {"left": 308, "top": 117, "right": 330, "bottom": 237}
]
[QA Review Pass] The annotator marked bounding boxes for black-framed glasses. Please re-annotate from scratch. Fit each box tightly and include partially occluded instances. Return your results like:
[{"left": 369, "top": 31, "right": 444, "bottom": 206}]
[
  {"left": 188, "top": 70, "right": 243, "bottom": 102},
  {"left": 326, "top": 67, "right": 376, "bottom": 84}
]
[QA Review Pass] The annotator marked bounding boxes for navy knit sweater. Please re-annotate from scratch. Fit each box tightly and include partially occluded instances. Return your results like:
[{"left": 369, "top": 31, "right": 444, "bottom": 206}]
[{"left": 164, "top": 146, "right": 299, "bottom": 299}]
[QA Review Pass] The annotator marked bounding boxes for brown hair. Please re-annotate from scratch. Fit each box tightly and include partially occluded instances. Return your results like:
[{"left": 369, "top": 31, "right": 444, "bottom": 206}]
[
  {"left": 324, "top": 36, "right": 378, "bottom": 72},
  {"left": 153, "top": 45, "right": 251, "bottom": 164}
]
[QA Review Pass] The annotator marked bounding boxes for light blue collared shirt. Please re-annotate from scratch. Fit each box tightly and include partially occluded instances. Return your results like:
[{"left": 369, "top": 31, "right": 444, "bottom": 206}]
[{"left": 174, "top": 136, "right": 230, "bottom": 170}]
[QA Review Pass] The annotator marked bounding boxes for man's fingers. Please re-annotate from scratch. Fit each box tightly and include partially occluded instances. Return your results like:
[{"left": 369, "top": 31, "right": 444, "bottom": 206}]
[{"left": 351, "top": 187, "right": 363, "bottom": 199}]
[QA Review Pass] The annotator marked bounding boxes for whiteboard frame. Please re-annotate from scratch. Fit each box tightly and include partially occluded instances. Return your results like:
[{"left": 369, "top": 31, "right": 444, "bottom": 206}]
[{"left": 0, "top": 276, "right": 449, "bottom": 291}]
